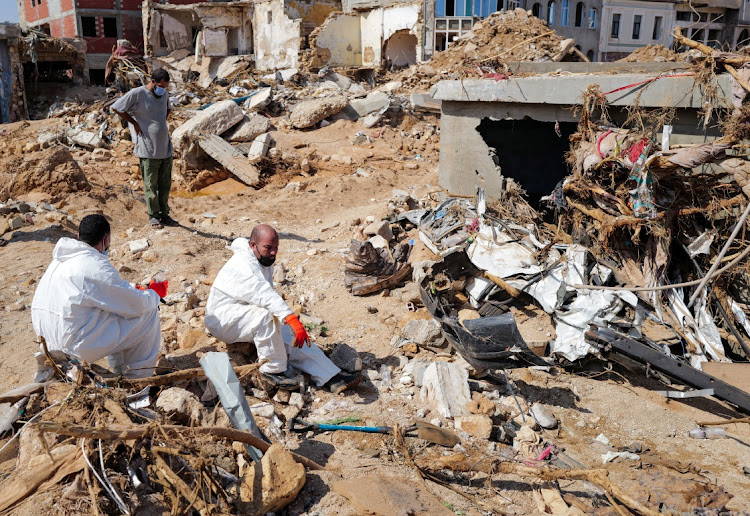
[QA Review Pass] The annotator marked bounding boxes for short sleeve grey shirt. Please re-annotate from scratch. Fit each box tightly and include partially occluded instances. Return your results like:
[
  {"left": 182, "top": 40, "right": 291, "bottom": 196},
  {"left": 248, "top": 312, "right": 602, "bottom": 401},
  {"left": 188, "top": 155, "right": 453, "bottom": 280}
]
[{"left": 111, "top": 86, "right": 173, "bottom": 160}]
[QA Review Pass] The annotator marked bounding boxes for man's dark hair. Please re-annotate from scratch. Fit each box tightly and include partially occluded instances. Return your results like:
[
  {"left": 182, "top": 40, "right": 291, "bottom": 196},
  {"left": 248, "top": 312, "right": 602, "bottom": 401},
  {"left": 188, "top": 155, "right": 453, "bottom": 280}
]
[
  {"left": 78, "top": 214, "right": 110, "bottom": 247},
  {"left": 152, "top": 68, "right": 170, "bottom": 84}
]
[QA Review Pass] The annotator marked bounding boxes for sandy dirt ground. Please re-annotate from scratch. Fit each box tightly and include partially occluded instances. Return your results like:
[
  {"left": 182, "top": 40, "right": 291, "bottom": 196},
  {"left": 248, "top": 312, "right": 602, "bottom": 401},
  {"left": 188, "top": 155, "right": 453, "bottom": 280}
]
[{"left": 1, "top": 115, "right": 750, "bottom": 515}]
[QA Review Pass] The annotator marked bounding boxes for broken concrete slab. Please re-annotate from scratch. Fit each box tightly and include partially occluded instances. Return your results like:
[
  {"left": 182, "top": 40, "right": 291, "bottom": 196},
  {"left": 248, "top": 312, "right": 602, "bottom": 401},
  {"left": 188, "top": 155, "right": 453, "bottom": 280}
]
[
  {"left": 69, "top": 130, "right": 104, "bottom": 149},
  {"left": 530, "top": 402, "right": 558, "bottom": 429},
  {"left": 222, "top": 114, "right": 272, "bottom": 142},
  {"left": 244, "top": 87, "right": 273, "bottom": 112},
  {"left": 172, "top": 100, "right": 244, "bottom": 149},
  {"left": 239, "top": 443, "right": 306, "bottom": 514},
  {"left": 198, "top": 134, "right": 260, "bottom": 187},
  {"left": 155, "top": 387, "right": 207, "bottom": 425},
  {"left": 455, "top": 414, "right": 493, "bottom": 439},
  {"left": 128, "top": 239, "right": 150, "bottom": 253},
  {"left": 329, "top": 343, "right": 362, "bottom": 372},
  {"left": 247, "top": 133, "right": 272, "bottom": 164},
  {"left": 332, "top": 91, "right": 390, "bottom": 121},
  {"left": 290, "top": 96, "right": 348, "bottom": 129},
  {"left": 410, "top": 93, "right": 442, "bottom": 114},
  {"left": 420, "top": 361, "right": 471, "bottom": 419}
]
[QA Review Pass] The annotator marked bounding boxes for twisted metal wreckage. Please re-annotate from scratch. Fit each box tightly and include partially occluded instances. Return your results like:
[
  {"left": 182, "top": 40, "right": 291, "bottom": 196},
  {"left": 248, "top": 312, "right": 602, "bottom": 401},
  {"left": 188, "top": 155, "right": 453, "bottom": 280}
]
[{"left": 407, "top": 30, "right": 750, "bottom": 416}]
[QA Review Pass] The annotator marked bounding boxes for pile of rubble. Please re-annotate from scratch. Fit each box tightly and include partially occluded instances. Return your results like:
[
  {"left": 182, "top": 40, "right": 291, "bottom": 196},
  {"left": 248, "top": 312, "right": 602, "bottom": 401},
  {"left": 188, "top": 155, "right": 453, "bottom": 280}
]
[
  {"left": 618, "top": 44, "right": 692, "bottom": 63},
  {"left": 426, "top": 8, "right": 580, "bottom": 77}
]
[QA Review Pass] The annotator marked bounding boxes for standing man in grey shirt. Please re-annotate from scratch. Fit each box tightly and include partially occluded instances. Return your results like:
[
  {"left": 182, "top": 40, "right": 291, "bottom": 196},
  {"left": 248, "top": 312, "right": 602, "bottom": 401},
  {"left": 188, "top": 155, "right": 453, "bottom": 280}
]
[{"left": 112, "top": 69, "right": 176, "bottom": 229}]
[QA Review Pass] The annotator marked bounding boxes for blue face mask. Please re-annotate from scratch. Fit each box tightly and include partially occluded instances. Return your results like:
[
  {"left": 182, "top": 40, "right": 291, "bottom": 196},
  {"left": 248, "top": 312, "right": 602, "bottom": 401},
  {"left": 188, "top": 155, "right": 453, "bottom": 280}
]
[{"left": 154, "top": 86, "right": 166, "bottom": 97}]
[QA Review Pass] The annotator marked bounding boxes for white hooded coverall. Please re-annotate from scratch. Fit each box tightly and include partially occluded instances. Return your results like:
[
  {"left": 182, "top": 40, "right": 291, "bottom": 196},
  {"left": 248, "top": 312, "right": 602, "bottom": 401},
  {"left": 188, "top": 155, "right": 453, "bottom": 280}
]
[
  {"left": 205, "top": 238, "right": 340, "bottom": 386},
  {"left": 31, "top": 238, "right": 161, "bottom": 379}
]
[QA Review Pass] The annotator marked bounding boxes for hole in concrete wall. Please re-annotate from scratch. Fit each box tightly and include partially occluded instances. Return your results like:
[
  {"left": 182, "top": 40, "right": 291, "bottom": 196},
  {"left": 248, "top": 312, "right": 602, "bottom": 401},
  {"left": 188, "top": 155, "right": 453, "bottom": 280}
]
[
  {"left": 384, "top": 30, "right": 417, "bottom": 70},
  {"left": 477, "top": 117, "right": 576, "bottom": 205}
]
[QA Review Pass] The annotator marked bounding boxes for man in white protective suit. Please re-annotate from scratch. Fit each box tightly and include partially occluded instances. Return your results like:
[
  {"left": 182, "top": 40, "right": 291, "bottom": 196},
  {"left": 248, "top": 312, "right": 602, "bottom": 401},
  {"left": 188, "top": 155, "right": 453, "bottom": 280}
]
[
  {"left": 205, "top": 224, "right": 362, "bottom": 393},
  {"left": 31, "top": 214, "right": 168, "bottom": 379}
]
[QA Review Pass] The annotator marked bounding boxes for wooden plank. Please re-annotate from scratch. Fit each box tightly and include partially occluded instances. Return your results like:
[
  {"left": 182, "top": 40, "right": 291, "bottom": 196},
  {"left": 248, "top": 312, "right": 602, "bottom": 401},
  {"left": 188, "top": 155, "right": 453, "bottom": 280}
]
[
  {"left": 198, "top": 134, "right": 260, "bottom": 187},
  {"left": 701, "top": 363, "right": 750, "bottom": 395}
]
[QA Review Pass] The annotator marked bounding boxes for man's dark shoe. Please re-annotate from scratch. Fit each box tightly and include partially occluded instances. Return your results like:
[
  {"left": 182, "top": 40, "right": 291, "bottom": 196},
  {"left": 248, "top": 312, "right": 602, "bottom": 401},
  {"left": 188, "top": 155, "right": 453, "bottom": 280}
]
[
  {"left": 160, "top": 215, "right": 179, "bottom": 227},
  {"left": 261, "top": 372, "right": 299, "bottom": 391},
  {"left": 326, "top": 372, "right": 363, "bottom": 394}
]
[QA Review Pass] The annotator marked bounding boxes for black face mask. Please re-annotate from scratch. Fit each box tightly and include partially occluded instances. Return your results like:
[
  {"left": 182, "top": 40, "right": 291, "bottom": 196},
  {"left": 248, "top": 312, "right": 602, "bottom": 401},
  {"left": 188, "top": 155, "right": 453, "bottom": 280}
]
[{"left": 258, "top": 255, "right": 275, "bottom": 267}]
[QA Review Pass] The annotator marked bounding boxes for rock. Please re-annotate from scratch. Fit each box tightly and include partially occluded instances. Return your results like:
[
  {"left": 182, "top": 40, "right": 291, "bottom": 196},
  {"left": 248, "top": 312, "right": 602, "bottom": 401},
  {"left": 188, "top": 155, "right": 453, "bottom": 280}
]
[
  {"left": 363, "top": 113, "right": 383, "bottom": 129},
  {"left": 239, "top": 443, "right": 306, "bottom": 514},
  {"left": 499, "top": 395, "right": 529, "bottom": 417},
  {"left": 289, "top": 392, "right": 305, "bottom": 410},
  {"left": 244, "top": 87, "right": 273, "bottom": 111},
  {"left": 91, "top": 148, "right": 111, "bottom": 161},
  {"left": 328, "top": 72, "right": 352, "bottom": 90},
  {"left": 363, "top": 220, "right": 393, "bottom": 241},
  {"left": 290, "top": 96, "right": 348, "bottom": 129},
  {"left": 402, "top": 358, "right": 432, "bottom": 387},
  {"left": 8, "top": 216, "right": 25, "bottom": 231},
  {"left": 172, "top": 100, "right": 244, "bottom": 149},
  {"left": 156, "top": 387, "right": 207, "bottom": 425},
  {"left": 530, "top": 402, "right": 558, "bottom": 429},
  {"left": 330, "top": 343, "right": 362, "bottom": 372},
  {"left": 420, "top": 362, "right": 471, "bottom": 418},
  {"left": 467, "top": 393, "right": 496, "bottom": 416},
  {"left": 141, "top": 249, "right": 159, "bottom": 263},
  {"left": 454, "top": 414, "right": 493, "bottom": 439},
  {"left": 247, "top": 133, "right": 272, "bottom": 164},
  {"left": 379, "top": 81, "right": 402, "bottom": 93},
  {"left": 249, "top": 402, "right": 275, "bottom": 419},
  {"left": 402, "top": 319, "right": 444, "bottom": 348},
  {"left": 130, "top": 165, "right": 140, "bottom": 176},
  {"left": 222, "top": 114, "right": 272, "bottom": 142},
  {"left": 178, "top": 328, "right": 206, "bottom": 350},
  {"left": 458, "top": 309, "right": 481, "bottom": 325},
  {"left": 331, "top": 154, "right": 352, "bottom": 166},
  {"left": 273, "top": 390, "right": 291, "bottom": 403},
  {"left": 128, "top": 239, "right": 149, "bottom": 253}
]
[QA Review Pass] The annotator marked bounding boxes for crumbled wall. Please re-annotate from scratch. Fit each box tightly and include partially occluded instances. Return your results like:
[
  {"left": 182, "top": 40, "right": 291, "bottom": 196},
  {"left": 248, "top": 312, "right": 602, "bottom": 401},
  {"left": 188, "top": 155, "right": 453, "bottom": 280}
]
[
  {"left": 286, "top": 0, "right": 341, "bottom": 34},
  {"left": 253, "top": 0, "right": 302, "bottom": 70},
  {"left": 308, "top": 1, "right": 421, "bottom": 69},
  {"left": 0, "top": 36, "right": 27, "bottom": 123}
]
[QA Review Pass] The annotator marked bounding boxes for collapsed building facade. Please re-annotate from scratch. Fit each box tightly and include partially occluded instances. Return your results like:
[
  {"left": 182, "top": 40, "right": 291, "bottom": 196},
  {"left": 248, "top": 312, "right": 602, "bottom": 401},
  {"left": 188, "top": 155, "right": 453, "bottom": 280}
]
[{"left": 0, "top": 24, "right": 26, "bottom": 123}]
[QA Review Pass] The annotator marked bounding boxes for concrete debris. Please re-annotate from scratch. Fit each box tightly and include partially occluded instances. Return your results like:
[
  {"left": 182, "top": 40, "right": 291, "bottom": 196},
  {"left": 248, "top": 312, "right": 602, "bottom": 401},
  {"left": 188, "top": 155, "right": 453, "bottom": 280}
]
[
  {"left": 420, "top": 361, "right": 471, "bottom": 418},
  {"left": 363, "top": 221, "right": 393, "bottom": 241},
  {"left": 247, "top": 133, "right": 272, "bottom": 164},
  {"left": 530, "top": 402, "right": 558, "bottom": 429},
  {"left": 198, "top": 134, "right": 261, "bottom": 187},
  {"left": 128, "top": 239, "right": 150, "bottom": 254},
  {"left": 290, "top": 96, "right": 348, "bottom": 129},
  {"left": 172, "top": 100, "right": 244, "bottom": 150},
  {"left": 244, "top": 88, "right": 273, "bottom": 111},
  {"left": 155, "top": 387, "right": 207, "bottom": 425},
  {"left": 333, "top": 91, "right": 390, "bottom": 121},
  {"left": 69, "top": 130, "right": 105, "bottom": 149},
  {"left": 222, "top": 114, "right": 272, "bottom": 142}
]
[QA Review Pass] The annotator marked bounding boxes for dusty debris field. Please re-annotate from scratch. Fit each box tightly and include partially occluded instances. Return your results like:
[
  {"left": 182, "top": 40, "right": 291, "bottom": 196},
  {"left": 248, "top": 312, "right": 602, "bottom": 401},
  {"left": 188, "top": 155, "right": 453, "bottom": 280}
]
[{"left": 1, "top": 116, "right": 750, "bottom": 515}]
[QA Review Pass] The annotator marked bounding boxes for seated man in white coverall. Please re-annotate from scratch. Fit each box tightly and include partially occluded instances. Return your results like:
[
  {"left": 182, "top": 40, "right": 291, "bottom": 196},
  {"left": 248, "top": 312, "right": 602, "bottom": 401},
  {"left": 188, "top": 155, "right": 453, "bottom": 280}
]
[
  {"left": 205, "top": 224, "right": 361, "bottom": 393},
  {"left": 31, "top": 214, "right": 167, "bottom": 379}
]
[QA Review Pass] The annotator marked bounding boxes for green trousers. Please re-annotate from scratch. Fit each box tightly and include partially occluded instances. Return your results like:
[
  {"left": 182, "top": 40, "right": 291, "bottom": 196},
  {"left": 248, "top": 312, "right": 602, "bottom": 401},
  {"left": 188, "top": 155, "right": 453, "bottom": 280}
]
[{"left": 139, "top": 157, "right": 172, "bottom": 219}]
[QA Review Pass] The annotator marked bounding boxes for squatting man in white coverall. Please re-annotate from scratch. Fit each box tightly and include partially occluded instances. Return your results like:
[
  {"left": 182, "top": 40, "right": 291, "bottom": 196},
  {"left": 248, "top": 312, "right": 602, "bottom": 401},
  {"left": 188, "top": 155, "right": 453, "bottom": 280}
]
[
  {"left": 205, "top": 224, "right": 362, "bottom": 393},
  {"left": 31, "top": 214, "right": 168, "bottom": 379}
]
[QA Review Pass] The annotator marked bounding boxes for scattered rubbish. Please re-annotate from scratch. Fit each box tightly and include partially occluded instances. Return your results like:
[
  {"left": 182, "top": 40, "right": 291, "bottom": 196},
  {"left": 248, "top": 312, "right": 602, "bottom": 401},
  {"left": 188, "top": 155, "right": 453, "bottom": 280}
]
[{"left": 688, "top": 427, "right": 727, "bottom": 439}]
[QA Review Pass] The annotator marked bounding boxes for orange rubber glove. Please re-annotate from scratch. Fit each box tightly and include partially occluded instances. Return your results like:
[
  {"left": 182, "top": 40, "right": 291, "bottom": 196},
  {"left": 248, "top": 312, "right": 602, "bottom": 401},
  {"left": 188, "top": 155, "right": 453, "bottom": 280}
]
[
  {"left": 285, "top": 314, "right": 310, "bottom": 348},
  {"left": 148, "top": 280, "right": 168, "bottom": 299}
]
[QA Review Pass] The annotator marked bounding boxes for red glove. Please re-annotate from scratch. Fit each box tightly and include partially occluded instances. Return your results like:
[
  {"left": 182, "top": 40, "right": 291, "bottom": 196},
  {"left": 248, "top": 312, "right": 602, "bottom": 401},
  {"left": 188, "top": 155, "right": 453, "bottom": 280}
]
[
  {"left": 148, "top": 280, "right": 168, "bottom": 299},
  {"left": 285, "top": 314, "right": 310, "bottom": 348}
]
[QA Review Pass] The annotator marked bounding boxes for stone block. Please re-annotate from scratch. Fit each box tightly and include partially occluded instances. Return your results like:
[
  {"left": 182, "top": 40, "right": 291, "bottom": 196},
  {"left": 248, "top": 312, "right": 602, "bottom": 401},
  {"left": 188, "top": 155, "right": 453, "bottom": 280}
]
[
  {"left": 290, "top": 96, "right": 348, "bottom": 129},
  {"left": 222, "top": 114, "right": 272, "bottom": 142},
  {"left": 155, "top": 387, "right": 207, "bottom": 425},
  {"left": 420, "top": 362, "right": 471, "bottom": 418},
  {"left": 239, "top": 443, "right": 306, "bottom": 514},
  {"left": 244, "top": 87, "right": 272, "bottom": 111},
  {"left": 172, "top": 100, "right": 244, "bottom": 149},
  {"left": 401, "top": 319, "right": 445, "bottom": 348},
  {"left": 454, "top": 414, "right": 493, "bottom": 439},
  {"left": 330, "top": 343, "right": 362, "bottom": 372},
  {"left": 363, "top": 220, "right": 393, "bottom": 241},
  {"left": 248, "top": 133, "right": 272, "bottom": 164}
]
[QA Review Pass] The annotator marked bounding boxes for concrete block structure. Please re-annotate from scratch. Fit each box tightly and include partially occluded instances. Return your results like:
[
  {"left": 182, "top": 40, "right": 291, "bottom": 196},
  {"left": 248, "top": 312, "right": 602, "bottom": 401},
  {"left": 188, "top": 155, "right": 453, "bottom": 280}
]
[{"left": 431, "top": 62, "right": 731, "bottom": 201}]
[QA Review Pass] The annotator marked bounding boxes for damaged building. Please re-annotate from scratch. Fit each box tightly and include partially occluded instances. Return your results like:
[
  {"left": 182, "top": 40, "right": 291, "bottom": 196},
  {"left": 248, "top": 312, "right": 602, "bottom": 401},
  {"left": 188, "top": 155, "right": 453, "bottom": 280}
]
[
  {"left": 143, "top": 0, "right": 341, "bottom": 71},
  {"left": 0, "top": 24, "right": 26, "bottom": 123}
]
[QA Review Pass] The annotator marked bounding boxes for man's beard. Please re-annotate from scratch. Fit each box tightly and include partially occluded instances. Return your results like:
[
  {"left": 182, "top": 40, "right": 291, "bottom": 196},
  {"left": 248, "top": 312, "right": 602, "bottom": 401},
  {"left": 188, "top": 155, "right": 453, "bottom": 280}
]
[{"left": 258, "top": 255, "right": 275, "bottom": 267}]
